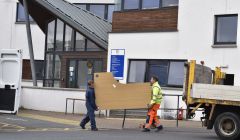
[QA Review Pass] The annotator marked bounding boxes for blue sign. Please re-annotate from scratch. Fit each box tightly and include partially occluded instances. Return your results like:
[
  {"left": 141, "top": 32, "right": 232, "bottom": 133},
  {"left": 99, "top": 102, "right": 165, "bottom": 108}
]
[{"left": 110, "top": 49, "right": 125, "bottom": 80}]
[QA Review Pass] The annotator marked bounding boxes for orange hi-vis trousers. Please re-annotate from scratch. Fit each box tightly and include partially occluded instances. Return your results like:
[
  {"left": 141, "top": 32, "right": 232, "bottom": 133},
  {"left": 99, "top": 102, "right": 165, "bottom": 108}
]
[{"left": 145, "top": 104, "right": 161, "bottom": 129}]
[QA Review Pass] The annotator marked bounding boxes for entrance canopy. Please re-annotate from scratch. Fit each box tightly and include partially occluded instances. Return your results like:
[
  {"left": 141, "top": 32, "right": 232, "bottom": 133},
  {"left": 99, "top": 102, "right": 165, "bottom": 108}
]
[{"left": 19, "top": 0, "right": 112, "bottom": 49}]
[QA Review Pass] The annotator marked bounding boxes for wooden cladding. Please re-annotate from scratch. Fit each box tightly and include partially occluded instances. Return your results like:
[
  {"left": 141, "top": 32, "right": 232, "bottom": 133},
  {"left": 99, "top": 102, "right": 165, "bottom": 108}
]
[{"left": 112, "top": 7, "right": 178, "bottom": 32}]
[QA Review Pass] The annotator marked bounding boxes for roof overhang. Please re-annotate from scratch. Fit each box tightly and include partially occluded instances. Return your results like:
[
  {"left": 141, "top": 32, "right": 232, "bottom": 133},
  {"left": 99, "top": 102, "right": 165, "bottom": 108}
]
[{"left": 19, "top": 0, "right": 112, "bottom": 50}]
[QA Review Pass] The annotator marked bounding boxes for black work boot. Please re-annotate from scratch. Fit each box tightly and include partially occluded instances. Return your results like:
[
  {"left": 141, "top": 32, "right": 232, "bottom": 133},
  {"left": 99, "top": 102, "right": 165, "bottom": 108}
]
[
  {"left": 91, "top": 128, "right": 98, "bottom": 131},
  {"left": 155, "top": 125, "right": 163, "bottom": 132},
  {"left": 142, "top": 128, "right": 150, "bottom": 132},
  {"left": 79, "top": 124, "right": 86, "bottom": 129}
]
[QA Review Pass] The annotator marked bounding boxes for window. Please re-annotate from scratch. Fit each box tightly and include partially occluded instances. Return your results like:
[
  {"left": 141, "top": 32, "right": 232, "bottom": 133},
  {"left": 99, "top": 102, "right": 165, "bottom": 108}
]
[
  {"left": 122, "top": 0, "right": 179, "bottom": 10},
  {"left": 75, "top": 32, "right": 86, "bottom": 51},
  {"left": 64, "top": 25, "right": 74, "bottom": 51},
  {"left": 128, "top": 61, "right": 147, "bottom": 82},
  {"left": 123, "top": 0, "right": 140, "bottom": 10},
  {"left": 55, "top": 19, "right": 64, "bottom": 51},
  {"left": 142, "top": 0, "right": 159, "bottom": 9},
  {"left": 87, "top": 40, "right": 103, "bottom": 51},
  {"left": 108, "top": 5, "right": 115, "bottom": 21},
  {"left": 45, "top": 54, "right": 54, "bottom": 79},
  {"left": 16, "top": 3, "right": 34, "bottom": 22},
  {"left": 214, "top": 15, "right": 238, "bottom": 44},
  {"left": 167, "top": 61, "right": 185, "bottom": 86},
  {"left": 47, "top": 20, "right": 55, "bottom": 51},
  {"left": 35, "top": 60, "right": 44, "bottom": 80},
  {"left": 54, "top": 55, "right": 61, "bottom": 79},
  {"left": 74, "top": 3, "right": 115, "bottom": 22},
  {"left": 162, "top": 0, "right": 179, "bottom": 7},
  {"left": 90, "top": 5, "right": 106, "bottom": 19},
  {"left": 128, "top": 60, "right": 185, "bottom": 87}
]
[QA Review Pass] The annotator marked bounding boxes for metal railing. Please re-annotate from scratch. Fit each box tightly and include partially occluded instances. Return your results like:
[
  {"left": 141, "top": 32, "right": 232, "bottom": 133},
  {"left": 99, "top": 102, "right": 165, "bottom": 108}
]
[{"left": 121, "top": 94, "right": 185, "bottom": 128}]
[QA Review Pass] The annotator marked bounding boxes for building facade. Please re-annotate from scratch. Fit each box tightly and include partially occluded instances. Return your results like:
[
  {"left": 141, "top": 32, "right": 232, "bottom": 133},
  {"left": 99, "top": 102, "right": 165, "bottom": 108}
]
[
  {"left": 108, "top": 0, "right": 240, "bottom": 118},
  {"left": 0, "top": 0, "right": 115, "bottom": 89}
]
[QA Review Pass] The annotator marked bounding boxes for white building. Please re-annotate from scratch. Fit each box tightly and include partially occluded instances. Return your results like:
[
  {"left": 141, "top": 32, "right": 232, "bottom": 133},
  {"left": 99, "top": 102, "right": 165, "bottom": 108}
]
[
  {"left": 1, "top": 0, "right": 239, "bottom": 119},
  {"left": 108, "top": 0, "right": 240, "bottom": 119}
]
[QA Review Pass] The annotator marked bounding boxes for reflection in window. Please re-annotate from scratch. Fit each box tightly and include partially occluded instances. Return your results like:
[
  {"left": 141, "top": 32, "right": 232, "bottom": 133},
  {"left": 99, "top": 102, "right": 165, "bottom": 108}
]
[
  {"left": 64, "top": 25, "right": 74, "bottom": 51},
  {"left": 128, "top": 60, "right": 185, "bottom": 87},
  {"left": 90, "top": 5, "right": 105, "bottom": 19},
  {"left": 168, "top": 61, "right": 184, "bottom": 86},
  {"left": 94, "top": 60, "right": 103, "bottom": 73},
  {"left": 55, "top": 19, "right": 64, "bottom": 51},
  {"left": 162, "top": 0, "right": 179, "bottom": 7},
  {"left": 142, "top": 0, "right": 159, "bottom": 9},
  {"left": 16, "top": 3, "right": 34, "bottom": 22},
  {"left": 54, "top": 80, "right": 61, "bottom": 87},
  {"left": 35, "top": 60, "right": 44, "bottom": 80},
  {"left": 124, "top": 0, "right": 139, "bottom": 10},
  {"left": 108, "top": 5, "right": 115, "bottom": 21},
  {"left": 148, "top": 61, "right": 169, "bottom": 86},
  {"left": 87, "top": 40, "right": 102, "bottom": 51},
  {"left": 47, "top": 20, "right": 55, "bottom": 51},
  {"left": 128, "top": 61, "right": 146, "bottom": 82},
  {"left": 54, "top": 55, "right": 61, "bottom": 79},
  {"left": 77, "top": 60, "right": 88, "bottom": 89},
  {"left": 215, "top": 15, "right": 238, "bottom": 44},
  {"left": 45, "top": 54, "right": 54, "bottom": 79},
  {"left": 75, "top": 32, "right": 86, "bottom": 51},
  {"left": 44, "top": 80, "right": 53, "bottom": 87}
]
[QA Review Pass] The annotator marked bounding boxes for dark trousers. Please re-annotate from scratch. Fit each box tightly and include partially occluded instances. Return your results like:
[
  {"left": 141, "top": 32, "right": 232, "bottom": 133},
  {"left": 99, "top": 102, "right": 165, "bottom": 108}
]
[{"left": 80, "top": 107, "right": 96, "bottom": 129}]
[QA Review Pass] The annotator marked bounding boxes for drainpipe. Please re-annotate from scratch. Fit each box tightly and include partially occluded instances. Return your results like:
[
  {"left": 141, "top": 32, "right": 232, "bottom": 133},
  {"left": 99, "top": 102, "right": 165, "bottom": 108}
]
[{"left": 23, "top": 0, "right": 37, "bottom": 86}]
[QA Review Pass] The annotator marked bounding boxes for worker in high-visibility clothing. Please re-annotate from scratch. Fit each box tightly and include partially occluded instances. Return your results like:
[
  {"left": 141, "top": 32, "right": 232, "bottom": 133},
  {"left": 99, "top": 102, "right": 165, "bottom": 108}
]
[{"left": 142, "top": 76, "right": 163, "bottom": 132}]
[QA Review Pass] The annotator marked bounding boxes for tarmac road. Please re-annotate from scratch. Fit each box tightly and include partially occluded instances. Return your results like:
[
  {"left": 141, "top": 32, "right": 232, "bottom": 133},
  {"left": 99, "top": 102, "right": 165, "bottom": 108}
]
[{"left": 0, "top": 114, "right": 218, "bottom": 140}]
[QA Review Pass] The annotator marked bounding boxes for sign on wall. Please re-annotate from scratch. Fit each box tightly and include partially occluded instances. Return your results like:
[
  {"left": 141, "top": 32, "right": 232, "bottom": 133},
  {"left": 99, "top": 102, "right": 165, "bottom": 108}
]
[{"left": 110, "top": 49, "right": 125, "bottom": 80}]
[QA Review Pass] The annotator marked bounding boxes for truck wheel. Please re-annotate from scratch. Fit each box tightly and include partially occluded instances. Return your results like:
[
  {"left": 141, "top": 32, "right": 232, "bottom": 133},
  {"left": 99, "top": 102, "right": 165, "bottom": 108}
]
[{"left": 214, "top": 112, "right": 240, "bottom": 140}]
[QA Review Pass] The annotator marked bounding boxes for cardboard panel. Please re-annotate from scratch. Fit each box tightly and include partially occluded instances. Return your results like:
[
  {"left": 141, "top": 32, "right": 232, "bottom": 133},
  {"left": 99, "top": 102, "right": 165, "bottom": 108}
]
[
  {"left": 94, "top": 73, "right": 151, "bottom": 110},
  {"left": 192, "top": 83, "right": 240, "bottom": 102}
]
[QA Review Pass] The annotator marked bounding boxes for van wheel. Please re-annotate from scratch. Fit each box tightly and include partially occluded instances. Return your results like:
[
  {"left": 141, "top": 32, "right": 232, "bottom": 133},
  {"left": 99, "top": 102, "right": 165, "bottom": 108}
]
[{"left": 214, "top": 112, "right": 240, "bottom": 140}]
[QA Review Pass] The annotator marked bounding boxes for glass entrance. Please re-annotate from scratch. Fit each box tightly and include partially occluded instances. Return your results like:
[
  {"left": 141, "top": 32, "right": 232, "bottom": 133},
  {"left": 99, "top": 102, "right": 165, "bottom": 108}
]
[{"left": 67, "top": 59, "right": 103, "bottom": 89}]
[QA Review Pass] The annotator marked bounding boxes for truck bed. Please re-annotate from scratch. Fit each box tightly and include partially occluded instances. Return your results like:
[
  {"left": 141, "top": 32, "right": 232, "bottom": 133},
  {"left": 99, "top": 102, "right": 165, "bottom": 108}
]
[{"left": 191, "top": 83, "right": 240, "bottom": 106}]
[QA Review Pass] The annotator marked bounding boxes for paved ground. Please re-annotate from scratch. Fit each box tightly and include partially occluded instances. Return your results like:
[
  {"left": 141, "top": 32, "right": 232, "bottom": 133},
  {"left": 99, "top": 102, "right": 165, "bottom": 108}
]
[{"left": 0, "top": 109, "right": 218, "bottom": 140}]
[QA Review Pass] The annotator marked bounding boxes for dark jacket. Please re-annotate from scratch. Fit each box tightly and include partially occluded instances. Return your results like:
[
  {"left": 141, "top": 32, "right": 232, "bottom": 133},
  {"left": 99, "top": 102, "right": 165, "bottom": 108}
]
[{"left": 85, "top": 87, "right": 97, "bottom": 110}]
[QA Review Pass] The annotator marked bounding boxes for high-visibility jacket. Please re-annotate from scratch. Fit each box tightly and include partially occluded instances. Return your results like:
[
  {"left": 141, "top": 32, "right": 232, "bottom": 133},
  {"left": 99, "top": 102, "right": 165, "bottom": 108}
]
[{"left": 150, "top": 82, "right": 163, "bottom": 105}]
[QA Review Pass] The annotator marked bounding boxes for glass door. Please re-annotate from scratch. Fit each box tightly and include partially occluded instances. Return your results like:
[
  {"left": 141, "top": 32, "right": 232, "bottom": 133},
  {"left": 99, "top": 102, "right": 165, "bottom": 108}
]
[
  {"left": 67, "top": 60, "right": 77, "bottom": 88},
  {"left": 67, "top": 59, "right": 103, "bottom": 89}
]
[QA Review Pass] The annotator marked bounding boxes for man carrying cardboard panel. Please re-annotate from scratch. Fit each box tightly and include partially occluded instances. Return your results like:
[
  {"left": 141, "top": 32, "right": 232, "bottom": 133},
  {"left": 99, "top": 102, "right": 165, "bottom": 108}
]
[{"left": 142, "top": 76, "right": 163, "bottom": 132}]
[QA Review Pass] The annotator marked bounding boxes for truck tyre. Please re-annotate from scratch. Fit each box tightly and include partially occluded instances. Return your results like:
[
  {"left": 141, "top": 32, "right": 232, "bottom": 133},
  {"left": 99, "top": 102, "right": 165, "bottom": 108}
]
[{"left": 214, "top": 112, "right": 240, "bottom": 140}]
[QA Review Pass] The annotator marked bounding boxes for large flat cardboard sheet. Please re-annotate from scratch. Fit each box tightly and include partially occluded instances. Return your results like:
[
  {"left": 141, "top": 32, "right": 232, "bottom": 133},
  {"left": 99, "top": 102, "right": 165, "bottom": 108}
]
[
  {"left": 94, "top": 72, "right": 151, "bottom": 110},
  {"left": 192, "top": 83, "right": 240, "bottom": 102}
]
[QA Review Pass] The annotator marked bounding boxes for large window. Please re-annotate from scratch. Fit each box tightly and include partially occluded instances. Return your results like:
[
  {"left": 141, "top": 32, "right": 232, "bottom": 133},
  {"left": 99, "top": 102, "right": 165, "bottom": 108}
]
[
  {"left": 75, "top": 3, "right": 115, "bottom": 22},
  {"left": 122, "top": 0, "right": 178, "bottom": 10},
  {"left": 55, "top": 19, "right": 64, "bottom": 51},
  {"left": 128, "top": 60, "right": 185, "bottom": 87},
  {"left": 44, "top": 19, "right": 104, "bottom": 87},
  {"left": 214, "top": 15, "right": 238, "bottom": 45},
  {"left": 16, "top": 3, "right": 34, "bottom": 22},
  {"left": 142, "top": 0, "right": 160, "bottom": 9},
  {"left": 123, "top": 0, "right": 140, "bottom": 10}
]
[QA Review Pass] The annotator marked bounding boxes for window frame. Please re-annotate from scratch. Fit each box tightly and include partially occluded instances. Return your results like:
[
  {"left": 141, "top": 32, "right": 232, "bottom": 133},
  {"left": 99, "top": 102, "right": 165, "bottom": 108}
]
[
  {"left": 16, "top": 3, "right": 35, "bottom": 23},
  {"left": 121, "top": 0, "right": 178, "bottom": 11},
  {"left": 214, "top": 14, "right": 238, "bottom": 45},
  {"left": 74, "top": 3, "right": 115, "bottom": 22},
  {"left": 127, "top": 59, "right": 186, "bottom": 88}
]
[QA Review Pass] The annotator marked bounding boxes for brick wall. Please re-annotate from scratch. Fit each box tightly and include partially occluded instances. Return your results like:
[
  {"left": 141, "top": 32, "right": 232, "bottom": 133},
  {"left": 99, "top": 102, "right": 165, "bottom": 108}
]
[{"left": 112, "top": 7, "right": 178, "bottom": 32}]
